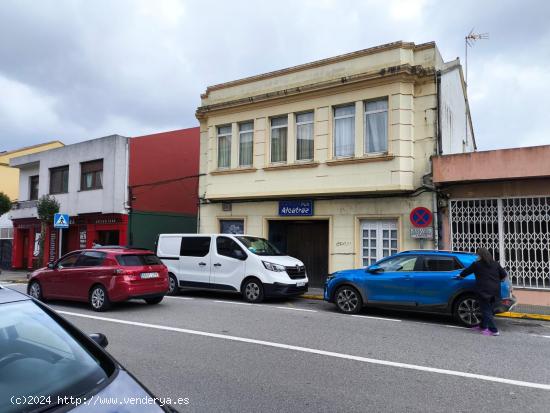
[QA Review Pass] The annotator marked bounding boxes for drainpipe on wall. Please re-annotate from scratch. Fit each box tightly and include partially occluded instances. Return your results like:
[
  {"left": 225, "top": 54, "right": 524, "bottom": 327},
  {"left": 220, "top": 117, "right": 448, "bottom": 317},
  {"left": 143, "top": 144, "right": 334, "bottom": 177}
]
[{"left": 433, "top": 70, "right": 443, "bottom": 249}]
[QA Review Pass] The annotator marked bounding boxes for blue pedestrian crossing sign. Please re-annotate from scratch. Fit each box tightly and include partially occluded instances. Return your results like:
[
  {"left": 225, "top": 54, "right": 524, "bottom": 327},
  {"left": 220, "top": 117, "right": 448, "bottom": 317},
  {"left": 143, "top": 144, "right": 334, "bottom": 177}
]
[{"left": 54, "top": 213, "right": 69, "bottom": 229}]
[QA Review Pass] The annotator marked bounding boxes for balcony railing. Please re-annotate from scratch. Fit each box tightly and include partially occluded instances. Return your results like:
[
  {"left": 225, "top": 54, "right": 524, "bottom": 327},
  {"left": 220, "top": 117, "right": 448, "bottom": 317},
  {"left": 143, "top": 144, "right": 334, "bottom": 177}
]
[{"left": 12, "top": 200, "right": 38, "bottom": 210}]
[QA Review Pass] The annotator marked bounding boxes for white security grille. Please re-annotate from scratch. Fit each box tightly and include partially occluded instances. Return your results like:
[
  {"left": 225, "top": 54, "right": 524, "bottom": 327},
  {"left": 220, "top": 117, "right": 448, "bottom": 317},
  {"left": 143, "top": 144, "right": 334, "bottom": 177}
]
[
  {"left": 361, "top": 220, "right": 398, "bottom": 267},
  {"left": 450, "top": 197, "right": 550, "bottom": 289}
]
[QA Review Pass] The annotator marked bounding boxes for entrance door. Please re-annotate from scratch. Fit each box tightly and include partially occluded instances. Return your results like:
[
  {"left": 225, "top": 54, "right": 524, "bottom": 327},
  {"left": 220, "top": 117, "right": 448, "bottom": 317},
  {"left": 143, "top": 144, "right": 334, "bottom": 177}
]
[
  {"left": 21, "top": 231, "right": 29, "bottom": 268},
  {"left": 269, "top": 220, "right": 329, "bottom": 287}
]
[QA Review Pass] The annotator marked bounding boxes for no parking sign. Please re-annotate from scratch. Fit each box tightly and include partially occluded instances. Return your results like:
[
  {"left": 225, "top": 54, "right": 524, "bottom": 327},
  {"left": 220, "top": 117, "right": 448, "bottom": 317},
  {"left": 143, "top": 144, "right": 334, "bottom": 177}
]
[{"left": 410, "top": 207, "right": 433, "bottom": 240}]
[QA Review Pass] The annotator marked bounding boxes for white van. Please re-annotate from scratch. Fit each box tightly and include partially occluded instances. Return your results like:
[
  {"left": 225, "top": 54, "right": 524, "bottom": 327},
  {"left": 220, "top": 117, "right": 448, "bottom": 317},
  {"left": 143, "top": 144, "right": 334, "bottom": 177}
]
[{"left": 156, "top": 234, "right": 309, "bottom": 303}]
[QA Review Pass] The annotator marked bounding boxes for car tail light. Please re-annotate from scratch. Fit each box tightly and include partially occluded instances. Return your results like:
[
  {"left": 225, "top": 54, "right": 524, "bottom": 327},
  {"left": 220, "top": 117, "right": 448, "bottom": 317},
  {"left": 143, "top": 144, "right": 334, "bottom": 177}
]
[{"left": 113, "top": 269, "right": 132, "bottom": 276}]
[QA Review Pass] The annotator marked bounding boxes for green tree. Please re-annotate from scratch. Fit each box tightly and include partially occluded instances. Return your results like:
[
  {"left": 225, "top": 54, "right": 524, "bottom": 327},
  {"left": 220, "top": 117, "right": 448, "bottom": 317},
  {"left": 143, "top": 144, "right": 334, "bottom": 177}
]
[
  {"left": 0, "top": 192, "right": 11, "bottom": 216},
  {"left": 36, "top": 195, "right": 60, "bottom": 266}
]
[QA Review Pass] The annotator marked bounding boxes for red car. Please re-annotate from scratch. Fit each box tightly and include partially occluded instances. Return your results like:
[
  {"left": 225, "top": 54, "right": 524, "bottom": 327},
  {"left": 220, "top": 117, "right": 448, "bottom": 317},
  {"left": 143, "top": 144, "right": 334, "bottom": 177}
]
[{"left": 27, "top": 247, "right": 169, "bottom": 311}]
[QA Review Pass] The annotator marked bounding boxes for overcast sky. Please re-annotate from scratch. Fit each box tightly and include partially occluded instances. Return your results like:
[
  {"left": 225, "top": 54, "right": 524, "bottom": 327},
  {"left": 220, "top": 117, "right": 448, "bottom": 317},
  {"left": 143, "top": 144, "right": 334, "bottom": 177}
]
[{"left": 1, "top": 0, "right": 549, "bottom": 152}]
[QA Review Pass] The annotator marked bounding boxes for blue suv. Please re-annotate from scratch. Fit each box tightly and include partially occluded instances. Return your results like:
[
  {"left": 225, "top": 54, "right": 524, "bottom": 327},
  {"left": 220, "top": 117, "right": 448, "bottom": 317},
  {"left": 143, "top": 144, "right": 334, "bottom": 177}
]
[{"left": 324, "top": 250, "right": 516, "bottom": 326}]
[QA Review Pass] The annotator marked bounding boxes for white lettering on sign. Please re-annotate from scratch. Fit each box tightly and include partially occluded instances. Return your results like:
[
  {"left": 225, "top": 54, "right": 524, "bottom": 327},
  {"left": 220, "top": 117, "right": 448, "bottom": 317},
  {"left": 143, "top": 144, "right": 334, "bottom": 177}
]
[
  {"left": 410, "top": 227, "right": 434, "bottom": 239},
  {"left": 280, "top": 207, "right": 311, "bottom": 214}
]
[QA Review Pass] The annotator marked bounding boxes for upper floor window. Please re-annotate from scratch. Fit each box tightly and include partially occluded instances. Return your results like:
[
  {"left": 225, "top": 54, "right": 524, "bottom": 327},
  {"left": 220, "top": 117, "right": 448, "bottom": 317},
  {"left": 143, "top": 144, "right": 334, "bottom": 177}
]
[
  {"left": 334, "top": 105, "right": 355, "bottom": 158},
  {"left": 364, "top": 98, "right": 388, "bottom": 153},
  {"left": 217, "top": 125, "right": 232, "bottom": 169},
  {"left": 270, "top": 116, "right": 288, "bottom": 163},
  {"left": 29, "top": 175, "right": 39, "bottom": 200},
  {"left": 49, "top": 166, "right": 69, "bottom": 194},
  {"left": 81, "top": 159, "right": 103, "bottom": 191},
  {"left": 239, "top": 122, "right": 253, "bottom": 167},
  {"left": 296, "top": 112, "right": 314, "bottom": 161}
]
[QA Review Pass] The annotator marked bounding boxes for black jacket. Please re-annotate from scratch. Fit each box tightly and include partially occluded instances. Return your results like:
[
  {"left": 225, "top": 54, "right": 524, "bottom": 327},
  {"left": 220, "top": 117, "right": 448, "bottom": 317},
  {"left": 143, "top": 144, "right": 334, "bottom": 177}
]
[{"left": 459, "top": 260, "right": 507, "bottom": 299}]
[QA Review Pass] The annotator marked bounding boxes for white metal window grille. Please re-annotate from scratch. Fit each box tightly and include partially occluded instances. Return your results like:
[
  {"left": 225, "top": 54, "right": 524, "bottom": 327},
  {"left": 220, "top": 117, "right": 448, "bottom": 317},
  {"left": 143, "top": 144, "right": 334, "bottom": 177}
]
[
  {"left": 361, "top": 220, "right": 398, "bottom": 266},
  {"left": 217, "top": 125, "right": 232, "bottom": 169},
  {"left": 450, "top": 197, "right": 550, "bottom": 289}
]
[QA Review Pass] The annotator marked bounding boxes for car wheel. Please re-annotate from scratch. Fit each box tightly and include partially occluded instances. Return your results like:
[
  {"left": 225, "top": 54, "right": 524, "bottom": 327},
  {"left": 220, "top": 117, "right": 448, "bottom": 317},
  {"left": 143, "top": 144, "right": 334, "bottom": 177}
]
[
  {"left": 28, "top": 281, "right": 44, "bottom": 301},
  {"left": 167, "top": 274, "right": 178, "bottom": 296},
  {"left": 89, "top": 285, "right": 111, "bottom": 312},
  {"left": 335, "top": 285, "right": 363, "bottom": 314},
  {"left": 242, "top": 278, "right": 264, "bottom": 303},
  {"left": 454, "top": 294, "right": 481, "bottom": 327},
  {"left": 145, "top": 296, "right": 164, "bottom": 305}
]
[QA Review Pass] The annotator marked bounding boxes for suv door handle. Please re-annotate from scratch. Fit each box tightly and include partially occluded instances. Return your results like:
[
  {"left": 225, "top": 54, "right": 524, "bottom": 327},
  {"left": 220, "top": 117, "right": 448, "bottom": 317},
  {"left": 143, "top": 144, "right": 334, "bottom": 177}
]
[
  {"left": 213, "top": 263, "right": 222, "bottom": 267},
  {"left": 198, "top": 262, "right": 207, "bottom": 266}
]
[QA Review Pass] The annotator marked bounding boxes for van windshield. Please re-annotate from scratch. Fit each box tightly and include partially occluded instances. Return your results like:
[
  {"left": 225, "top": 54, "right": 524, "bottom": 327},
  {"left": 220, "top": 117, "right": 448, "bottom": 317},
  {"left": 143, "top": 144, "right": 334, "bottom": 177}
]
[{"left": 236, "top": 236, "right": 284, "bottom": 256}]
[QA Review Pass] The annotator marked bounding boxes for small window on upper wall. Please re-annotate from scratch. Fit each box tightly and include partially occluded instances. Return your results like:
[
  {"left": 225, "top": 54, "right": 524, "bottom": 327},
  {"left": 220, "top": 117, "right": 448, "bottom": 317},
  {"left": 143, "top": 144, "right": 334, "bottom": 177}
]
[
  {"left": 220, "top": 219, "right": 244, "bottom": 234},
  {"left": 270, "top": 116, "right": 288, "bottom": 163},
  {"left": 49, "top": 166, "right": 69, "bottom": 194},
  {"left": 296, "top": 112, "right": 314, "bottom": 161},
  {"left": 29, "top": 175, "right": 39, "bottom": 200},
  {"left": 333, "top": 105, "right": 355, "bottom": 158},
  {"left": 364, "top": 98, "right": 388, "bottom": 154},
  {"left": 80, "top": 159, "right": 103, "bottom": 191},
  {"left": 239, "top": 122, "right": 253, "bottom": 167},
  {"left": 217, "top": 125, "right": 232, "bottom": 169}
]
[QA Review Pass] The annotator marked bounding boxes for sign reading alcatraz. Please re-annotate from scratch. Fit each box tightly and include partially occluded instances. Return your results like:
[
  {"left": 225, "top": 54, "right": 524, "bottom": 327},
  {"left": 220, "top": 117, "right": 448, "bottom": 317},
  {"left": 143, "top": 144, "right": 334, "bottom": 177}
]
[{"left": 279, "top": 200, "right": 314, "bottom": 216}]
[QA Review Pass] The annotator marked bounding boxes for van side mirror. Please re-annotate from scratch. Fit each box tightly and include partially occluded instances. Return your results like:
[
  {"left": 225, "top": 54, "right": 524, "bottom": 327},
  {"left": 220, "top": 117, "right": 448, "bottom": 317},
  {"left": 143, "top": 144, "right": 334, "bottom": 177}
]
[
  {"left": 234, "top": 250, "right": 247, "bottom": 260},
  {"left": 366, "top": 264, "right": 384, "bottom": 274}
]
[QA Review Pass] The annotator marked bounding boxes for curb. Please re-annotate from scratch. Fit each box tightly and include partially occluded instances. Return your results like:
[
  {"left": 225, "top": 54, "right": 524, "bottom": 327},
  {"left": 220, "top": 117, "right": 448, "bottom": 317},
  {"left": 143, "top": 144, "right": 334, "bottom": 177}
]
[
  {"left": 496, "top": 312, "right": 550, "bottom": 322},
  {"left": 0, "top": 280, "right": 27, "bottom": 284},
  {"left": 301, "top": 294, "right": 323, "bottom": 300}
]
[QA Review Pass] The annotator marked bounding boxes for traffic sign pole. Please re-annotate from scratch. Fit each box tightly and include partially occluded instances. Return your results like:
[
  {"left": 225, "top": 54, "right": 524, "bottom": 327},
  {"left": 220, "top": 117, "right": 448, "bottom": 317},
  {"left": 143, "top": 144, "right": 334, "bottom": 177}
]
[{"left": 59, "top": 228, "right": 62, "bottom": 259}]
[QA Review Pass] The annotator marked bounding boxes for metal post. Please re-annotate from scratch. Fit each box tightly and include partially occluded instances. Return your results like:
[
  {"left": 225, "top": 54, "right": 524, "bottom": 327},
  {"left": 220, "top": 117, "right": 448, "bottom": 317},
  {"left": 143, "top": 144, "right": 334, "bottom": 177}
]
[{"left": 58, "top": 228, "right": 62, "bottom": 259}]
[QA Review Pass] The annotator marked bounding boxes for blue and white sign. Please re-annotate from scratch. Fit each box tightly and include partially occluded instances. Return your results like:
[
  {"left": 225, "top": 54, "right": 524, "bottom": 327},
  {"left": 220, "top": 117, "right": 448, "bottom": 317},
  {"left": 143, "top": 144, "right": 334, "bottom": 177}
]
[
  {"left": 279, "top": 200, "right": 314, "bottom": 216},
  {"left": 53, "top": 213, "right": 70, "bottom": 229}
]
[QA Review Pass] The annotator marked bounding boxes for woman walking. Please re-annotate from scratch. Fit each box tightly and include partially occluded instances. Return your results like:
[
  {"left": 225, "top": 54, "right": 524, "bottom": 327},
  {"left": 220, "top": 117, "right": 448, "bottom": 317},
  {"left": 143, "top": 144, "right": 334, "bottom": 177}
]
[{"left": 458, "top": 248, "right": 507, "bottom": 336}]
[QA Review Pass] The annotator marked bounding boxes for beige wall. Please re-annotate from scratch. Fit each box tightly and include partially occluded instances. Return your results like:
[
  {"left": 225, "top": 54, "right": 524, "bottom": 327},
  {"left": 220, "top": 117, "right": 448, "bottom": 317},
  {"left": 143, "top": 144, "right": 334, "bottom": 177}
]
[{"left": 200, "top": 193, "right": 435, "bottom": 273}]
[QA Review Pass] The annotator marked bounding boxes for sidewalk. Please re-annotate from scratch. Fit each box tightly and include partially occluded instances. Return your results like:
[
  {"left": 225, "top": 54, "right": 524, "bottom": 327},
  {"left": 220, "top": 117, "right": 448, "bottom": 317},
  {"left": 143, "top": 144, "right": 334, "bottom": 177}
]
[{"left": 0, "top": 269, "right": 30, "bottom": 283}]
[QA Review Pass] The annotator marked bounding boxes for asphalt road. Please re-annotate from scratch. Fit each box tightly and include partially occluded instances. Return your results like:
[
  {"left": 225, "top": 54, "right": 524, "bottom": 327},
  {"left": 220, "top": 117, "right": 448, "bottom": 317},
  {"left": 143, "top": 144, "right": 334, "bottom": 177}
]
[{"left": 5, "top": 283, "right": 550, "bottom": 412}]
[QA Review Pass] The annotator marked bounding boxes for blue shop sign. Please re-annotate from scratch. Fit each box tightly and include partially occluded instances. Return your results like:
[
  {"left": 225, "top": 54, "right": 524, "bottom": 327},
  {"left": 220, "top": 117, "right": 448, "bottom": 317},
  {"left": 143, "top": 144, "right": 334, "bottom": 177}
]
[{"left": 279, "top": 200, "right": 314, "bottom": 216}]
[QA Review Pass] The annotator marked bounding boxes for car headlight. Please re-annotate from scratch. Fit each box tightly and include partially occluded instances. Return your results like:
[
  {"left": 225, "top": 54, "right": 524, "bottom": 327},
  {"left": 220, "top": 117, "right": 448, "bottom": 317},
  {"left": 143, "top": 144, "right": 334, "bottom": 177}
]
[{"left": 262, "top": 261, "right": 286, "bottom": 272}]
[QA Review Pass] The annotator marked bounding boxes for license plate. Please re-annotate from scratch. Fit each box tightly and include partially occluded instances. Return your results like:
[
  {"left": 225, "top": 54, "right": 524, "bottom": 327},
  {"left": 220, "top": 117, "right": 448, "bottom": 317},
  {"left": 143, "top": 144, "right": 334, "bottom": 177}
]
[
  {"left": 140, "top": 272, "right": 159, "bottom": 279},
  {"left": 296, "top": 281, "right": 306, "bottom": 287}
]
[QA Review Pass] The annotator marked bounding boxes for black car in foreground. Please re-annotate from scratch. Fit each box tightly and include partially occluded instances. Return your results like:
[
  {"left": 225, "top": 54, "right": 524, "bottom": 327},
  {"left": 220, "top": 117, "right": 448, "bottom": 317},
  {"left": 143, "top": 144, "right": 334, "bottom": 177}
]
[{"left": 0, "top": 285, "right": 178, "bottom": 413}]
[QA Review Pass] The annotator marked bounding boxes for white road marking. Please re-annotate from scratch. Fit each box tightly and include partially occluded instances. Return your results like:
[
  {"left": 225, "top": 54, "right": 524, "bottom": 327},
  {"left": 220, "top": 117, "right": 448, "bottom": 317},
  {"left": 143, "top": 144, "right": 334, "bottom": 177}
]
[
  {"left": 274, "top": 306, "right": 317, "bottom": 313},
  {"left": 57, "top": 310, "right": 550, "bottom": 391},
  {"left": 214, "top": 300, "right": 253, "bottom": 306},
  {"left": 351, "top": 314, "right": 402, "bottom": 322},
  {"left": 164, "top": 296, "right": 194, "bottom": 301},
  {"left": 530, "top": 334, "right": 550, "bottom": 339}
]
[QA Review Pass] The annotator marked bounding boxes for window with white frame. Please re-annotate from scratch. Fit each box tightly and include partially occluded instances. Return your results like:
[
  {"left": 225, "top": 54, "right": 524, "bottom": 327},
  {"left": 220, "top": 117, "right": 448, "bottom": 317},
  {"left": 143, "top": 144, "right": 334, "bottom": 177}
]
[
  {"left": 296, "top": 111, "right": 314, "bottom": 161},
  {"left": 333, "top": 105, "right": 355, "bottom": 158},
  {"left": 239, "top": 122, "right": 253, "bottom": 167},
  {"left": 0, "top": 227, "right": 13, "bottom": 239},
  {"left": 364, "top": 98, "right": 388, "bottom": 153},
  {"left": 270, "top": 116, "right": 288, "bottom": 163},
  {"left": 217, "top": 125, "right": 232, "bottom": 169},
  {"left": 361, "top": 220, "right": 398, "bottom": 266}
]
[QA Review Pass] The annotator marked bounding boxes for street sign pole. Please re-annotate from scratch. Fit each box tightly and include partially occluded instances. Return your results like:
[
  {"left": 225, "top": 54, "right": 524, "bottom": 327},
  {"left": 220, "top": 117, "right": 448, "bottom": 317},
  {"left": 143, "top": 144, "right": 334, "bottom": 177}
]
[{"left": 59, "top": 228, "right": 62, "bottom": 259}]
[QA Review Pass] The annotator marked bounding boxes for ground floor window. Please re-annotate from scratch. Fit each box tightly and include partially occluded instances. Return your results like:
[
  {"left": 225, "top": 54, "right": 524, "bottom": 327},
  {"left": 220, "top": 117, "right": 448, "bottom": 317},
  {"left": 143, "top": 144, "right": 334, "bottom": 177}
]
[
  {"left": 220, "top": 219, "right": 244, "bottom": 235},
  {"left": 361, "top": 220, "right": 398, "bottom": 266}
]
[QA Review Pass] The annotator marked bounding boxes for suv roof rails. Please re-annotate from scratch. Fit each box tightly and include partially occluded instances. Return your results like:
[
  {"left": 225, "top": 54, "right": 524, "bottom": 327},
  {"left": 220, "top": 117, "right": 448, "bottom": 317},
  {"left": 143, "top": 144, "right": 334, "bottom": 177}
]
[{"left": 400, "top": 249, "right": 475, "bottom": 254}]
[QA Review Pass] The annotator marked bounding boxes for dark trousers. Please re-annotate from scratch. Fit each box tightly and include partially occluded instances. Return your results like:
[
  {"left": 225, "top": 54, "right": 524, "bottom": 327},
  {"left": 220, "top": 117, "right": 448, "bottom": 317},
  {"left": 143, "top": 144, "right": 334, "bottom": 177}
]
[{"left": 479, "top": 295, "right": 498, "bottom": 332}]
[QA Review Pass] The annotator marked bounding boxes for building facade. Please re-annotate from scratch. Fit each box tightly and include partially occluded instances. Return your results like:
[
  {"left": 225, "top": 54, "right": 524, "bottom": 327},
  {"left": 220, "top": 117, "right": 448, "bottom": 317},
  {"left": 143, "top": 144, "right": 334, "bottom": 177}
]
[
  {"left": 196, "top": 41, "right": 474, "bottom": 287},
  {"left": 433, "top": 145, "right": 550, "bottom": 306},
  {"left": 129, "top": 128, "right": 200, "bottom": 250},
  {"left": 0, "top": 141, "right": 64, "bottom": 269},
  {"left": 9, "top": 135, "right": 128, "bottom": 269}
]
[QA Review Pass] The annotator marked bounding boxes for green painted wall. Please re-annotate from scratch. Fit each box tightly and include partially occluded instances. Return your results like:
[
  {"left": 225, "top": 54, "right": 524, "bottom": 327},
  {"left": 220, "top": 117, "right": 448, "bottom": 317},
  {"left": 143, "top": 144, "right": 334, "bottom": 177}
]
[{"left": 129, "top": 211, "right": 196, "bottom": 251}]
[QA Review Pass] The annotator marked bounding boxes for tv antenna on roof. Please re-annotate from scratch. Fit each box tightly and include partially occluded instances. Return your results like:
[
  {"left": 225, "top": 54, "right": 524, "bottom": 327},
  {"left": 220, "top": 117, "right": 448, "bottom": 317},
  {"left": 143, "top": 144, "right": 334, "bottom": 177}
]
[{"left": 465, "top": 29, "right": 489, "bottom": 84}]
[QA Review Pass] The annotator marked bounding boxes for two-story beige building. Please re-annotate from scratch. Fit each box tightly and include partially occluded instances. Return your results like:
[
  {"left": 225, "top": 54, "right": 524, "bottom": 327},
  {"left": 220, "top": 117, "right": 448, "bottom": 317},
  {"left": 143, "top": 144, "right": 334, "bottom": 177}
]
[{"left": 196, "top": 41, "right": 474, "bottom": 287}]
